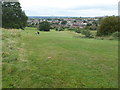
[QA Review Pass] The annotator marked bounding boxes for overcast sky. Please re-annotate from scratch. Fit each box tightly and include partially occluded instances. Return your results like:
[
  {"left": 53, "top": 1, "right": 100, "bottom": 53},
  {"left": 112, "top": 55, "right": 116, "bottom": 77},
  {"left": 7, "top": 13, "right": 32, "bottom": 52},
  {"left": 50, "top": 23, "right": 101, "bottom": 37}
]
[{"left": 19, "top": 0, "right": 119, "bottom": 17}]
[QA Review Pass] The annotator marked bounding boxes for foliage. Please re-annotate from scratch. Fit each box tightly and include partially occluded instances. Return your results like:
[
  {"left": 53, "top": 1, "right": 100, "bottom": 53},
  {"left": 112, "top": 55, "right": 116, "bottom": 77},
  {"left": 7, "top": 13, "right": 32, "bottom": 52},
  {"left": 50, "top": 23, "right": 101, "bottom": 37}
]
[
  {"left": 61, "top": 20, "right": 67, "bottom": 25},
  {"left": 97, "top": 16, "right": 120, "bottom": 36},
  {"left": 38, "top": 21, "right": 51, "bottom": 31},
  {"left": 86, "top": 23, "right": 92, "bottom": 26},
  {"left": 55, "top": 28, "right": 59, "bottom": 31},
  {"left": 81, "top": 30, "right": 94, "bottom": 38},
  {"left": 112, "top": 31, "right": 120, "bottom": 39},
  {"left": 68, "top": 28, "right": 82, "bottom": 32},
  {"left": 88, "top": 25, "right": 97, "bottom": 30},
  {"left": 2, "top": 2, "right": 28, "bottom": 30},
  {"left": 75, "top": 28, "right": 82, "bottom": 33},
  {"left": 27, "top": 23, "right": 38, "bottom": 27},
  {"left": 83, "top": 20, "right": 87, "bottom": 23},
  {"left": 59, "top": 27, "right": 64, "bottom": 31},
  {"left": 68, "top": 28, "right": 76, "bottom": 31},
  {"left": 55, "top": 27, "right": 65, "bottom": 31},
  {"left": 85, "top": 21, "right": 98, "bottom": 30}
]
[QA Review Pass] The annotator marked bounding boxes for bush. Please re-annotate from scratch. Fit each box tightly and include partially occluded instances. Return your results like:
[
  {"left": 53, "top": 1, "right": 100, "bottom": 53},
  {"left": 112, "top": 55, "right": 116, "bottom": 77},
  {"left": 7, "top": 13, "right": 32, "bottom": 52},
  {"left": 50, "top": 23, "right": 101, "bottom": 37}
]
[
  {"left": 75, "top": 29, "right": 81, "bottom": 33},
  {"left": 56, "top": 27, "right": 65, "bottom": 31},
  {"left": 81, "top": 30, "right": 94, "bottom": 38},
  {"left": 55, "top": 28, "right": 59, "bottom": 31},
  {"left": 59, "top": 28, "right": 64, "bottom": 31},
  {"left": 97, "top": 16, "right": 120, "bottom": 36},
  {"left": 68, "top": 28, "right": 76, "bottom": 31},
  {"left": 112, "top": 32, "right": 120, "bottom": 39},
  {"left": 38, "top": 21, "right": 51, "bottom": 31}
]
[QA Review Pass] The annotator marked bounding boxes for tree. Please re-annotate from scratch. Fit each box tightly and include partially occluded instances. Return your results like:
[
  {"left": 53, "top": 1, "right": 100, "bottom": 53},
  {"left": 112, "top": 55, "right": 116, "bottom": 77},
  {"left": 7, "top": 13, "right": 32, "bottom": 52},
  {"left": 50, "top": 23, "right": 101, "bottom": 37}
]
[
  {"left": 2, "top": 2, "right": 28, "bottom": 30},
  {"left": 61, "top": 20, "right": 67, "bottom": 25},
  {"left": 83, "top": 20, "right": 87, "bottom": 23},
  {"left": 97, "top": 16, "right": 120, "bottom": 36},
  {"left": 81, "top": 30, "right": 93, "bottom": 38},
  {"left": 38, "top": 21, "right": 51, "bottom": 31}
]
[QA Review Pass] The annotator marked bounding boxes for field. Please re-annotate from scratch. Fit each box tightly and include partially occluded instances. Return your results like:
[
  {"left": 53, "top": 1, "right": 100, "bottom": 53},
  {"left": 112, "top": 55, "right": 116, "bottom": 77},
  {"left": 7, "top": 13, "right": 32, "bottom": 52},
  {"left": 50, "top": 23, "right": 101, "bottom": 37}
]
[{"left": 2, "top": 27, "right": 118, "bottom": 88}]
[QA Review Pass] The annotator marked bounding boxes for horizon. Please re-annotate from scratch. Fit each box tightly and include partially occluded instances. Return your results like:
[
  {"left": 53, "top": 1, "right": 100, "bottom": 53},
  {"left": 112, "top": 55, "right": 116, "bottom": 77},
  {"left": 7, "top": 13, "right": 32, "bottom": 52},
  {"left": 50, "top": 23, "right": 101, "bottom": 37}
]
[{"left": 27, "top": 15, "right": 118, "bottom": 18}]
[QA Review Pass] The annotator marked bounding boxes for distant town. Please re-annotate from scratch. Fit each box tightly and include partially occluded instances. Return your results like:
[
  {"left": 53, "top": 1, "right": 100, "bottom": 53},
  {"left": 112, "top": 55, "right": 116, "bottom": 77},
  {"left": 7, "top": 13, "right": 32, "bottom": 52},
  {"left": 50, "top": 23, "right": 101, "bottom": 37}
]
[{"left": 27, "top": 16, "right": 103, "bottom": 30}]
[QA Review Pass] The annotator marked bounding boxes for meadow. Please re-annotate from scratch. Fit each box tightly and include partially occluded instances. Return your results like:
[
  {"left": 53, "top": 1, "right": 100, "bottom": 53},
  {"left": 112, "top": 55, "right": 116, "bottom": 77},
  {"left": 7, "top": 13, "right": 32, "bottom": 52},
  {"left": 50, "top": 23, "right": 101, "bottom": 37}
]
[{"left": 2, "top": 27, "right": 118, "bottom": 88}]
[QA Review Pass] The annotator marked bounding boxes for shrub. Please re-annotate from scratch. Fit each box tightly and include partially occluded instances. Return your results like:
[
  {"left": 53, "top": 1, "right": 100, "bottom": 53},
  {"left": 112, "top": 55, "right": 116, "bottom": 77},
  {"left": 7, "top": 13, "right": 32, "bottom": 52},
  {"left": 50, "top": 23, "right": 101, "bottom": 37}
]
[
  {"left": 81, "top": 30, "right": 94, "bottom": 38},
  {"left": 75, "top": 29, "right": 81, "bottom": 33},
  {"left": 68, "top": 28, "right": 76, "bottom": 31},
  {"left": 55, "top": 28, "right": 59, "bottom": 31},
  {"left": 59, "top": 28, "right": 64, "bottom": 31},
  {"left": 61, "top": 21, "right": 67, "bottom": 25},
  {"left": 108, "top": 36, "right": 114, "bottom": 40},
  {"left": 97, "top": 16, "right": 120, "bottom": 36},
  {"left": 112, "top": 31, "right": 120, "bottom": 39},
  {"left": 38, "top": 21, "right": 51, "bottom": 31},
  {"left": 56, "top": 27, "right": 65, "bottom": 31}
]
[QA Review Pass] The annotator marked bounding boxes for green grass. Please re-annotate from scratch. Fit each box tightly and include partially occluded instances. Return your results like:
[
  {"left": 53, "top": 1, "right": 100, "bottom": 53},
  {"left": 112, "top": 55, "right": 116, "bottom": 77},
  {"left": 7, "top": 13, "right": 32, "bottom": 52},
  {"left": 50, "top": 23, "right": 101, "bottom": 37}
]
[{"left": 2, "top": 27, "right": 118, "bottom": 88}]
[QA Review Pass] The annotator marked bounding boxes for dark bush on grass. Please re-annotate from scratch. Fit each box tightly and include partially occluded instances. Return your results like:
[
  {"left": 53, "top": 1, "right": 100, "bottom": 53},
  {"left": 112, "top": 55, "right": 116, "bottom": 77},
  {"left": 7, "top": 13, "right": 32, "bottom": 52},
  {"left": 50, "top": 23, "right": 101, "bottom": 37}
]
[{"left": 55, "top": 28, "right": 59, "bottom": 31}]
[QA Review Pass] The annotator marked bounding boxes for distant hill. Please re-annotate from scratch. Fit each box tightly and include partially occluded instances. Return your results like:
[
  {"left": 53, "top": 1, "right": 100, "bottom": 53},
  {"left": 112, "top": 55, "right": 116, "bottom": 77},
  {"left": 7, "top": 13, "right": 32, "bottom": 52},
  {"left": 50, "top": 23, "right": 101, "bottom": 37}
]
[{"left": 28, "top": 16, "right": 103, "bottom": 19}]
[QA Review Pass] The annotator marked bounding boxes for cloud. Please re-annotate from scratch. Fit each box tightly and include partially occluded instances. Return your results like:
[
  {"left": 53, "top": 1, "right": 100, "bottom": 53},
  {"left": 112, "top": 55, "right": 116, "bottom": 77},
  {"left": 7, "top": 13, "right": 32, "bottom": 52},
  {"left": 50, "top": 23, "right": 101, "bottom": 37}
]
[{"left": 19, "top": 0, "right": 119, "bottom": 17}]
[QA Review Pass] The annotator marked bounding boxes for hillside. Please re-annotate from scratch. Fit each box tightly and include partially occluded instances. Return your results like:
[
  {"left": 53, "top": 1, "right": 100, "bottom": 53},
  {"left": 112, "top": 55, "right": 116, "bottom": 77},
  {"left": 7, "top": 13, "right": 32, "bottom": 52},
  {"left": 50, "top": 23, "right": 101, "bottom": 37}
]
[{"left": 2, "top": 27, "right": 118, "bottom": 88}]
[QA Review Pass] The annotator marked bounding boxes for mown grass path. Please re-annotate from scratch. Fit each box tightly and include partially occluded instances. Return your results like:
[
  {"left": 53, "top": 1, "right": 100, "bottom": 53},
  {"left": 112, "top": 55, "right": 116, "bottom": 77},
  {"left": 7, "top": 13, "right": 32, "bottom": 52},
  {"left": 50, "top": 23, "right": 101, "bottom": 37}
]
[{"left": 3, "top": 28, "right": 118, "bottom": 88}]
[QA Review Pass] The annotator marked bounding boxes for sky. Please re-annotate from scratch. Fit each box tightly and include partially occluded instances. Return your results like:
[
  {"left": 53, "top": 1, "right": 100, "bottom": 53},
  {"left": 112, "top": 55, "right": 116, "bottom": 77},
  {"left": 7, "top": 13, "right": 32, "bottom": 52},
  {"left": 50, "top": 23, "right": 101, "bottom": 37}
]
[{"left": 19, "top": 0, "right": 119, "bottom": 17}]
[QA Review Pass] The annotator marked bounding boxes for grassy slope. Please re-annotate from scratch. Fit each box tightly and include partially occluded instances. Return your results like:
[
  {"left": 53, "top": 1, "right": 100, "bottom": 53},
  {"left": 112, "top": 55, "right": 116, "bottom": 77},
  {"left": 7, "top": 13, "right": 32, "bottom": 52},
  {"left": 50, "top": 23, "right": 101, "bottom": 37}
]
[{"left": 2, "top": 27, "right": 118, "bottom": 88}]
